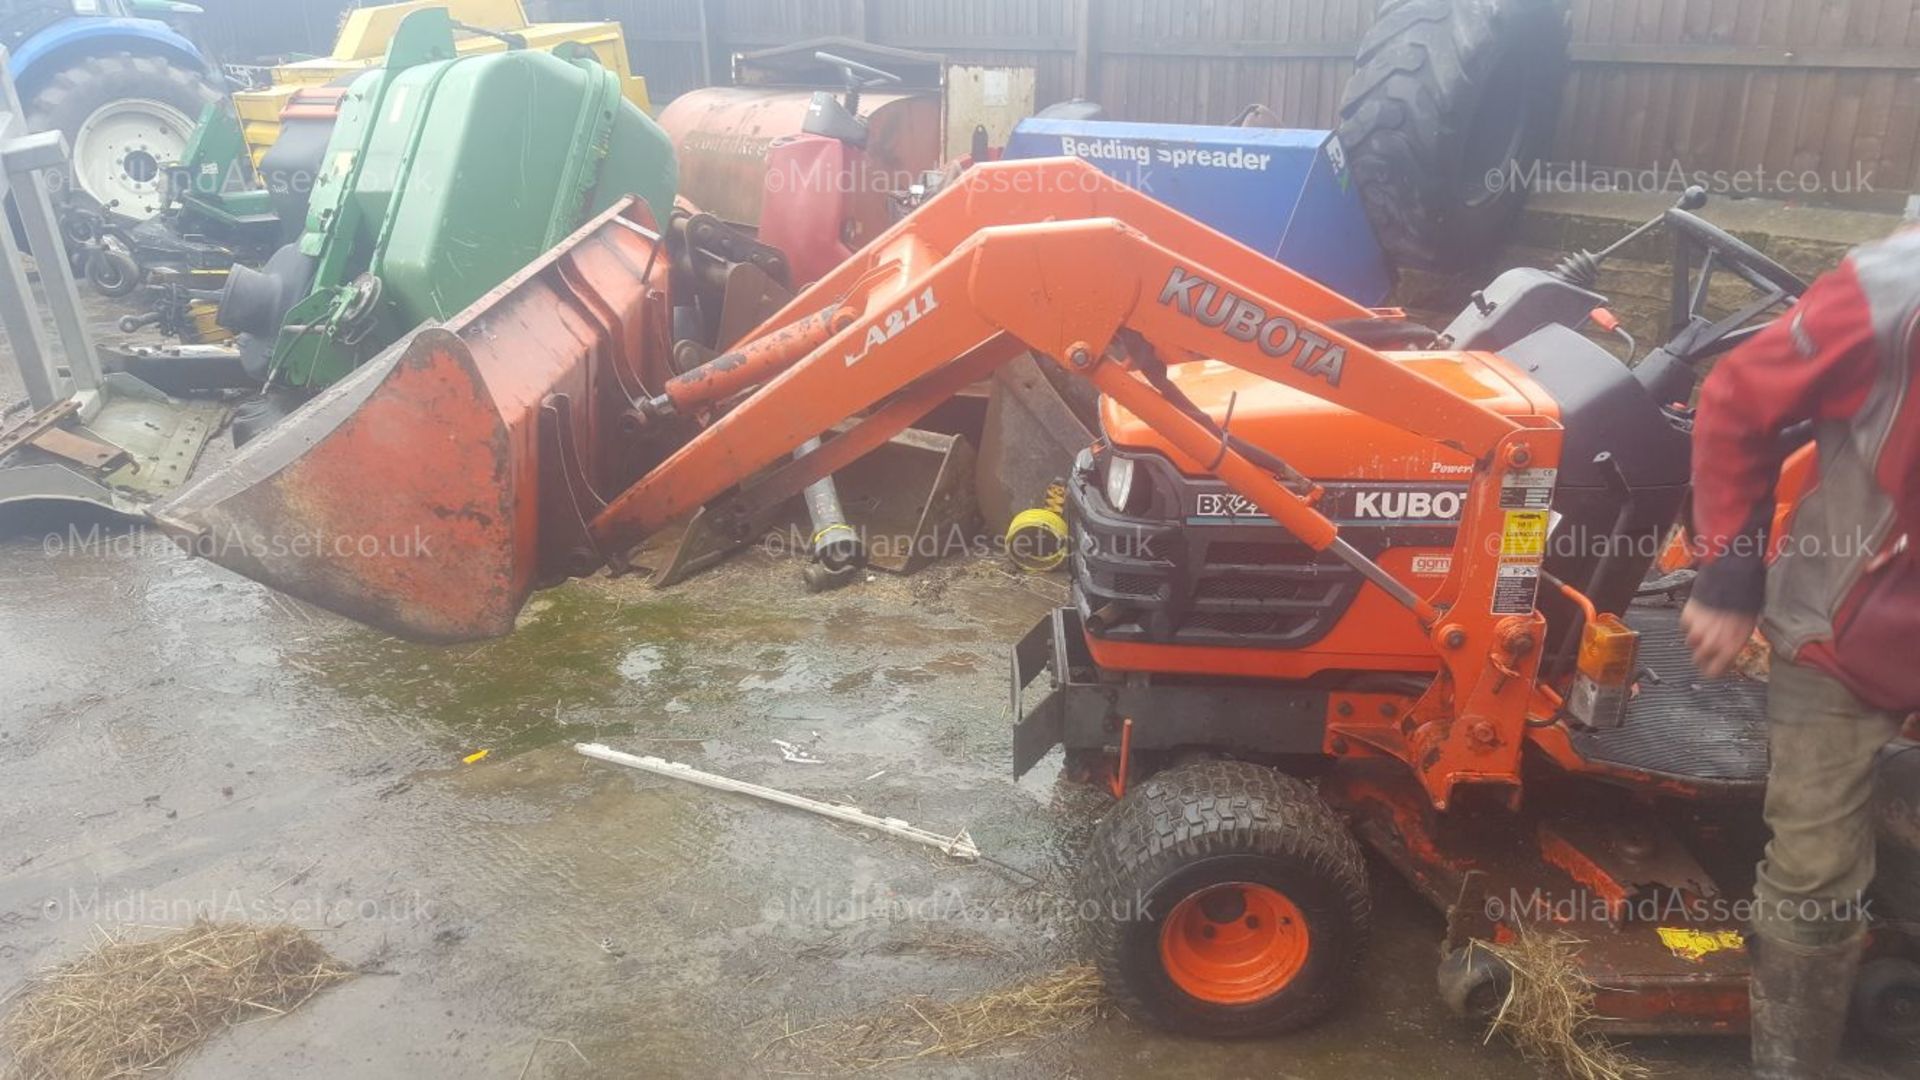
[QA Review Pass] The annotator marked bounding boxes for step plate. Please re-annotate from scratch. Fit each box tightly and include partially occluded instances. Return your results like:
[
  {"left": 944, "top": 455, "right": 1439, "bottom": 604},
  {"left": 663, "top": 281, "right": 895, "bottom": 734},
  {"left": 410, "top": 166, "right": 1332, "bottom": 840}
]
[{"left": 1569, "top": 606, "right": 1770, "bottom": 785}]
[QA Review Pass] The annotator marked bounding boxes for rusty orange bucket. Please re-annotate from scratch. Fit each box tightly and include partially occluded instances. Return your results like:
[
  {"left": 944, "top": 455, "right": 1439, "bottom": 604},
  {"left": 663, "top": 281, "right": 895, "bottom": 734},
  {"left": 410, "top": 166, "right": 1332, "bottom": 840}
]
[{"left": 155, "top": 199, "right": 679, "bottom": 642}]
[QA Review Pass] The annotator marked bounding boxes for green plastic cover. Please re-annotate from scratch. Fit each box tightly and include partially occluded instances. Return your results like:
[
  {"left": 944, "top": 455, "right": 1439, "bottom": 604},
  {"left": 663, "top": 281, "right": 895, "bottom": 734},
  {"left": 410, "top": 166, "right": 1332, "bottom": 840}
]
[{"left": 349, "top": 48, "right": 676, "bottom": 330}]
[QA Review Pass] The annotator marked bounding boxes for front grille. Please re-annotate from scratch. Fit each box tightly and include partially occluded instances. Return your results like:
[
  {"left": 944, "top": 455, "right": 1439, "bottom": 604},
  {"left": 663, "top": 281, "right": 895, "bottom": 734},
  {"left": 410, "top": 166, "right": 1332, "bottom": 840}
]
[
  {"left": 1206, "top": 540, "right": 1318, "bottom": 566},
  {"left": 1184, "top": 611, "right": 1320, "bottom": 636},
  {"left": 1069, "top": 466, "right": 1363, "bottom": 648},
  {"left": 1193, "top": 576, "right": 1336, "bottom": 603},
  {"left": 1112, "top": 573, "right": 1163, "bottom": 598}
]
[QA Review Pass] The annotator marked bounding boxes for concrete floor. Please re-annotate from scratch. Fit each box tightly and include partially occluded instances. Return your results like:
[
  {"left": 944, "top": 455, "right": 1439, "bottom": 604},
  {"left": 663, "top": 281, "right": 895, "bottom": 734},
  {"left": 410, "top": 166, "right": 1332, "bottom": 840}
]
[
  {"left": 0, "top": 528, "right": 1775, "bottom": 1080},
  {"left": 0, "top": 295, "right": 1895, "bottom": 1079}
]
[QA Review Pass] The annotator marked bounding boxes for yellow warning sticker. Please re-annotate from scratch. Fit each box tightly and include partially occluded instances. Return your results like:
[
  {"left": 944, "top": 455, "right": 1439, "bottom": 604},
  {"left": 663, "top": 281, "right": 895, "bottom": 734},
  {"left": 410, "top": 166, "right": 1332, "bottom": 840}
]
[
  {"left": 1500, "top": 510, "right": 1550, "bottom": 558},
  {"left": 1657, "top": 927, "right": 1746, "bottom": 963}
]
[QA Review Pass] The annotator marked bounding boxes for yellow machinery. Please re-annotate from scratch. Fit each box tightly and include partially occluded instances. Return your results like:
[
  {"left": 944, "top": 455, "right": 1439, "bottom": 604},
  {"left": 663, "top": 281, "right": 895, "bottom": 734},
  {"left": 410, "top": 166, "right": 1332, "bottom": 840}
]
[{"left": 230, "top": 0, "right": 651, "bottom": 163}]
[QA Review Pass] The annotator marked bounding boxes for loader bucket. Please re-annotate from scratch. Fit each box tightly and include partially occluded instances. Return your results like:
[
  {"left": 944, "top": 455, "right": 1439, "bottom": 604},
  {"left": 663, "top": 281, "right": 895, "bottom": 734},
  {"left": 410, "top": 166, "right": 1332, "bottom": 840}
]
[
  {"left": 153, "top": 200, "right": 678, "bottom": 642},
  {"left": 830, "top": 428, "right": 977, "bottom": 574}
]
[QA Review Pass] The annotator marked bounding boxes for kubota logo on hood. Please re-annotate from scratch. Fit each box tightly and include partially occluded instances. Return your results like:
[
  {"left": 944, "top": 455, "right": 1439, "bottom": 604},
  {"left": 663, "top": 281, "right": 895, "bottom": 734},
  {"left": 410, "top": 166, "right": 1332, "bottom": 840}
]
[
  {"left": 1157, "top": 266, "right": 1348, "bottom": 386},
  {"left": 1351, "top": 489, "right": 1465, "bottom": 520}
]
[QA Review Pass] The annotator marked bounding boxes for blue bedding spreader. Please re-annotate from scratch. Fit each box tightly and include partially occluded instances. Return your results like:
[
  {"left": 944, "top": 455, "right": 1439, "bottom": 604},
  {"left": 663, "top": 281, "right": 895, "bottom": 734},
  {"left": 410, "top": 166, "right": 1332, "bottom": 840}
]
[{"left": 1005, "top": 118, "right": 1392, "bottom": 305}]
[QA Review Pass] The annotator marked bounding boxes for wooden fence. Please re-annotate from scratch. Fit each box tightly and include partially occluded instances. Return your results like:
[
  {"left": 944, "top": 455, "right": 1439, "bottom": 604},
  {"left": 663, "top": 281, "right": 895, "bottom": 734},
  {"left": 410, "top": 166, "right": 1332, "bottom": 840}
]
[
  {"left": 184, "top": 2, "right": 1920, "bottom": 198},
  {"left": 547, "top": 0, "right": 1920, "bottom": 200}
]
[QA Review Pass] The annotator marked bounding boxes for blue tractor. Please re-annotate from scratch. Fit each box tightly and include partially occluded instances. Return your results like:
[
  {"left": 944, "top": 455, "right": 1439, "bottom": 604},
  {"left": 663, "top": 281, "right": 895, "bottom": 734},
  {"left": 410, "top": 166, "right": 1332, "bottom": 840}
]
[{"left": 3, "top": 0, "right": 217, "bottom": 222}]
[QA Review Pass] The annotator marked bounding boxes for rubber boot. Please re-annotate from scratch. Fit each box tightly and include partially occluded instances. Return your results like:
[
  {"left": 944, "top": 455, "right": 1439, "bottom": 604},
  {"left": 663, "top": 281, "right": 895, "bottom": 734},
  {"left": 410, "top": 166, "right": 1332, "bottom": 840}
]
[{"left": 1749, "top": 929, "right": 1866, "bottom": 1080}]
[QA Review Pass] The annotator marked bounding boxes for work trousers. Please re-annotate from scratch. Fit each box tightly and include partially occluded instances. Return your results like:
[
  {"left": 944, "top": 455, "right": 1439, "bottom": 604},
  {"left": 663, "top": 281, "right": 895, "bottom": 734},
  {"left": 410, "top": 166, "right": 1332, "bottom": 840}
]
[{"left": 1753, "top": 657, "right": 1906, "bottom": 946}]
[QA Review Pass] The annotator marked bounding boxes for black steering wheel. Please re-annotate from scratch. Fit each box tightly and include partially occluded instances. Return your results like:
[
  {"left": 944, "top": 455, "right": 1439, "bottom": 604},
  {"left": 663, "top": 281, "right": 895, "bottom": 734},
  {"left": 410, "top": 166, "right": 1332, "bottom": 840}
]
[
  {"left": 813, "top": 50, "right": 902, "bottom": 121},
  {"left": 814, "top": 51, "right": 903, "bottom": 91},
  {"left": 1661, "top": 207, "right": 1809, "bottom": 365}
]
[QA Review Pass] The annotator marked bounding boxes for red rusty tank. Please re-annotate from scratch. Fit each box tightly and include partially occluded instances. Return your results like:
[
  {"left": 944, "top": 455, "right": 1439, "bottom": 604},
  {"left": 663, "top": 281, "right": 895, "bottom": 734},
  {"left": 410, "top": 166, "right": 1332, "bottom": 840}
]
[{"left": 656, "top": 39, "right": 944, "bottom": 284}]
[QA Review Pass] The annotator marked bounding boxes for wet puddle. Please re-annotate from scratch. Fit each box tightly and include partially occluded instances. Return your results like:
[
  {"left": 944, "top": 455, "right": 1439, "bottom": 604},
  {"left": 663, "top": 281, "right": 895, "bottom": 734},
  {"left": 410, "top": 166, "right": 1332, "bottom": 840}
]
[{"left": 295, "top": 585, "right": 773, "bottom": 756}]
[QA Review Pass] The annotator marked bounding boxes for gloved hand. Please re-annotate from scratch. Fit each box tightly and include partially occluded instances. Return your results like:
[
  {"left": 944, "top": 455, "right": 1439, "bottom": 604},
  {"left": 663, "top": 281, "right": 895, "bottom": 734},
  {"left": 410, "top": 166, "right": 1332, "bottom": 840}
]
[{"left": 1681, "top": 597, "right": 1760, "bottom": 679}]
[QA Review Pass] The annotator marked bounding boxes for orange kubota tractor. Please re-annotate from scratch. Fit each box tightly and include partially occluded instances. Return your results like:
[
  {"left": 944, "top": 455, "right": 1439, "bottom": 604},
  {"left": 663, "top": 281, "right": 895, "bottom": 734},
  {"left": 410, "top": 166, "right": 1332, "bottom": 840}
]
[{"left": 155, "top": 158, "right": 1920, "bottom": 1043}]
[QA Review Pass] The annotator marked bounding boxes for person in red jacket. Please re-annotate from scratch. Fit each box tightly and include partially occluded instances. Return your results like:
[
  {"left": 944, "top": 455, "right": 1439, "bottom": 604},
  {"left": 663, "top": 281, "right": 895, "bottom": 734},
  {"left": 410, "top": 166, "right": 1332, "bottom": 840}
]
[{"left": 1684, "top": 228, "right": 1920, "bottom": 1079}]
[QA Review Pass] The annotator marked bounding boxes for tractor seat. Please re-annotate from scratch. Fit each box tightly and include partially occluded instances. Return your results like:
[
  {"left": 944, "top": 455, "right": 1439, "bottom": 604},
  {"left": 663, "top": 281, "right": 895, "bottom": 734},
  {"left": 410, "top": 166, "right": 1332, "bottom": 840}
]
[{"left": 1567, "top": 605, "right": 1771, "bottom": 787}]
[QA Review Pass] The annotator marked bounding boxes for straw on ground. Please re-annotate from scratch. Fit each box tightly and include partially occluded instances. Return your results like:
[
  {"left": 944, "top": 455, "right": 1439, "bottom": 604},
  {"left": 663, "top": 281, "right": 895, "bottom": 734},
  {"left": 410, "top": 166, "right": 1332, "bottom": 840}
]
[
  {"left": 1, "top": 920, "right": 352, "bottom": 1080},
  {"left": 765, "top": 965, "right": 1104, "bottom": 1072}
]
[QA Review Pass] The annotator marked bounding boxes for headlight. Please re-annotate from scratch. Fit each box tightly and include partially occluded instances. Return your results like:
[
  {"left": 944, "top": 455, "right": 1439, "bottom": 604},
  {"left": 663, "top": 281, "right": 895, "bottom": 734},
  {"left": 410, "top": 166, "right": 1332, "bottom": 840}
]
[{"left": 1104, "top": 454, "right": 1136, "bottom": 512}]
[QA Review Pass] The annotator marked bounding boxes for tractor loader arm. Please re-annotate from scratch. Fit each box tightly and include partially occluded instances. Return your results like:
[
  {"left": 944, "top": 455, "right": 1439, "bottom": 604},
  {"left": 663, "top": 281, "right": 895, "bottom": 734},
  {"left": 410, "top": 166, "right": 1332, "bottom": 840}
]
[
  {"left": 596, "top": 216, "right": 1525, "bottom": 589},
  {"left": 596, "top": 157, "right": 1527, "bottom": 555}
]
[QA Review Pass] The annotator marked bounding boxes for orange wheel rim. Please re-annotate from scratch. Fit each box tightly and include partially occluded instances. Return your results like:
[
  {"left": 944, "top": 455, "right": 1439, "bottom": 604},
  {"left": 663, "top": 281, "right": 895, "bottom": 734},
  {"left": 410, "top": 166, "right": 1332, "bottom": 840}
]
[{"left": 1159, "top": 882, "right": 1309, "bottom": 1005}]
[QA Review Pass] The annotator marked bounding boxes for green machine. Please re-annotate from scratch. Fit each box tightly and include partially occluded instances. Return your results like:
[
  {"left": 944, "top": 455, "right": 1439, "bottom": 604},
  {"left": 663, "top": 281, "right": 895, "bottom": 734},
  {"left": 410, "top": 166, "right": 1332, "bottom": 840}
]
[{"left": 217, "top": 6, "right": 676, "bottom": 394}]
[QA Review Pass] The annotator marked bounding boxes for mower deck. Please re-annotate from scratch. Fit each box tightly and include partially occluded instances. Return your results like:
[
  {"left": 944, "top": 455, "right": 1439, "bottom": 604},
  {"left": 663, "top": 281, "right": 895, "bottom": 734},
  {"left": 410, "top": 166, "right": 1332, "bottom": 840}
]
[
  {"left": 1326, "top": 606, "right": 1825, "bottom": 1035},
  {"left": 1325, "top": 761, "right": 1760, "bottom": 1035}
]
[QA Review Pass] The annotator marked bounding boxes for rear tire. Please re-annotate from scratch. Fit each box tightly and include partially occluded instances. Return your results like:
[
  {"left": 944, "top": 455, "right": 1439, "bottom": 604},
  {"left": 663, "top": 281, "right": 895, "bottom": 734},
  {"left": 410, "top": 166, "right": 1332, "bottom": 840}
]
[
  {"left": 1874, "top": 746, "right": 1920, "bottom": 921},
  {"left": 24, "top": 52, "right": 218, "bottom": 221},
  {"left": 1335, "top": 0, "right": 1570, "bottom": 273},
  {"left": 1853, "top": 957, "right": 1920, "bottom": 1046},
  {"left": 1875, "top": 845, "right": 1920, "bottom": 923},
  {"left": 1081, "top": 759, "right": 1370, "bottom": 1036}
]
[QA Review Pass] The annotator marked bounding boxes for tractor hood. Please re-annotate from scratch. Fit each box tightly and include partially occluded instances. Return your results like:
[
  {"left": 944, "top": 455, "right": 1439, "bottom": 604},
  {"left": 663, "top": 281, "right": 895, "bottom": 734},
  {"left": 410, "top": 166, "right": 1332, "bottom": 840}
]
[{"left": 1101, "top": 351, "right": 1556, "bottom": 481}]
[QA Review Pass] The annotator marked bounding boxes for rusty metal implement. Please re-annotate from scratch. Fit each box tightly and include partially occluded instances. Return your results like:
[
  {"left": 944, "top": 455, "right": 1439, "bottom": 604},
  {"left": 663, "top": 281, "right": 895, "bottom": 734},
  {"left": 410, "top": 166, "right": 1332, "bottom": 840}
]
[{"left": 155, "top": 199, "right": 679, "bottom": 641}]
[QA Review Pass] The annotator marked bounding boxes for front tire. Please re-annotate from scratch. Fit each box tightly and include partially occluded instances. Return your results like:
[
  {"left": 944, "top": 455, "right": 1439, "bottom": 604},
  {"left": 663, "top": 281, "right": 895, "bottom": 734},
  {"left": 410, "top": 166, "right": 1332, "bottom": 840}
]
[
  {"left": 24, "top": 52, "right": 218, "bottom": 221},
  {"left": 1082, "top": 759, "right": 1370, "bottom": 1036}
]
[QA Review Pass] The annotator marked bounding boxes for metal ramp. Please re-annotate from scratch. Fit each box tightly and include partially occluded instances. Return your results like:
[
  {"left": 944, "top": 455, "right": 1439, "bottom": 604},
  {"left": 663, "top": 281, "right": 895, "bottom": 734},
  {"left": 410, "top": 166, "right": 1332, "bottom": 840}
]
[{"left": 0, "top": 46, "right": 223, "bottom": 518}]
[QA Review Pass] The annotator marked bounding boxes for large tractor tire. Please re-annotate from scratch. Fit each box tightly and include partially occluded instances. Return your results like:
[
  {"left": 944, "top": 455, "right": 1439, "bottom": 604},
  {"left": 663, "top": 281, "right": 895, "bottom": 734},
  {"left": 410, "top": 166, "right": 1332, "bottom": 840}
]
[
  {"left": 24, "top": 51, "right": 218, "bottom": 221},
  {"left": 1853, "top": 957, "right": 1920, "bottom": 1046},
  {"left": 1336, "top": 0, "right": 1570, "bottom": 273},
  {"left": 1873, "top": 744, "right": 1920, "bottom": 922},
  {"left": 1081, "top": 759, "right": 1370, "bottom": 1037}
]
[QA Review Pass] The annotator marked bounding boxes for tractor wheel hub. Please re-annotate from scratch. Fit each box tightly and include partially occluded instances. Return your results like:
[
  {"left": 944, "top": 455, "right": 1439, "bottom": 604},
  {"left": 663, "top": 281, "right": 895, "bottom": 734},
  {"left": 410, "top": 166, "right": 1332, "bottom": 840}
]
[
  {"left": 72, "top": 99, "right": 194, "bottom": 220},
  {"left": 1159, "top": 882, "right": 1310, "bottom": 1005}
]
